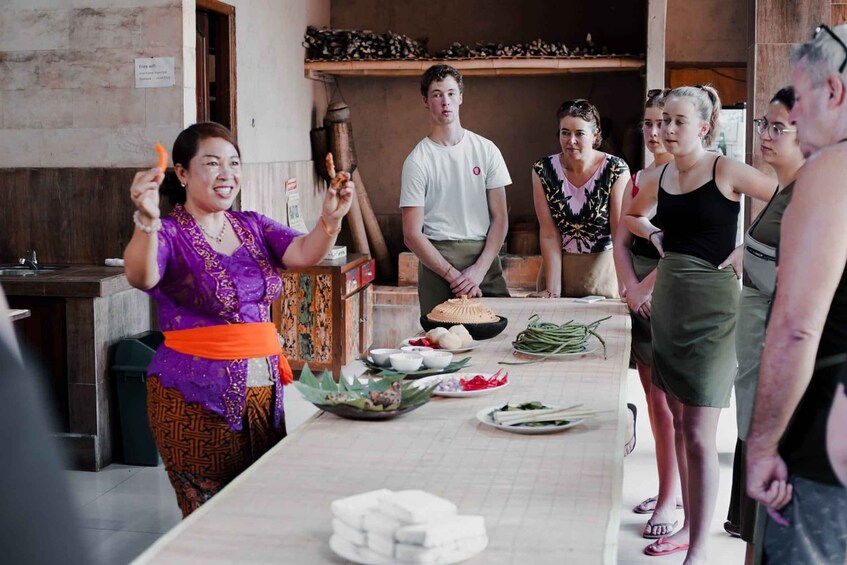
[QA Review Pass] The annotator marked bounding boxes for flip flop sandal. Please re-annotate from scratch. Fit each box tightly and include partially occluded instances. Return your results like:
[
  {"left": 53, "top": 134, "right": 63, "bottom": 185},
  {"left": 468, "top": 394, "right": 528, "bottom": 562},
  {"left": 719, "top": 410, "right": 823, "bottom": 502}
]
[
  {"left": 624, "top": 403, "right": 637, "bottom": 457},
  {"left": 633, "top": 496, "right": 685, "bottom": 514},
  {"left": 644, "top": 537, "right": 690, "bottom": 557},
  {"left": 643, "top": 519, "right": 679, "bottom": 539}
]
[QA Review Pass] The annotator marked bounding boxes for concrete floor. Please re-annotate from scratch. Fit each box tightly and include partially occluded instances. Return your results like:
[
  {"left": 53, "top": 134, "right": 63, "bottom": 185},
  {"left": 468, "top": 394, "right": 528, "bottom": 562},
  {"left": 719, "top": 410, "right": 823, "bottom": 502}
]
[{"left": 64, "top": 368, "right": 747, "bottom": 564}]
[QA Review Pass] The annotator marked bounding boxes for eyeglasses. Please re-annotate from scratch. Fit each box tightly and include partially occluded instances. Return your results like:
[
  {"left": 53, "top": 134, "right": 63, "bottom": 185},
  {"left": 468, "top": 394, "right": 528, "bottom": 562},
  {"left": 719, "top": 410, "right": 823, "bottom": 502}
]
[
  {"left": 753, "top": 118, "right": 796, "bottom": 139},
  {"left": 647, "top": 88, "right": 670, "bottom": 99},
  {"left": 814, "top": 24, "right": 847, "bottom": 73}
]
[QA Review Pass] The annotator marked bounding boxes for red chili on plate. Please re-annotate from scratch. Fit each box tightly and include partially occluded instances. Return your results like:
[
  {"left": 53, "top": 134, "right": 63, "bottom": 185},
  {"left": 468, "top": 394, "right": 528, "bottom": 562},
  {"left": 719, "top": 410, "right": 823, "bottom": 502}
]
[{"left": 460, "top": 370, "right": 508, "bottom": 391}]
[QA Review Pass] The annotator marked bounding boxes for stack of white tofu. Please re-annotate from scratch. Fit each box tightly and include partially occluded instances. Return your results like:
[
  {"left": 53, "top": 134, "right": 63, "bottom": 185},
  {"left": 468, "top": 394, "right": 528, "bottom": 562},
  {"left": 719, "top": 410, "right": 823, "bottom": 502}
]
[{"left": 330, "top": 489, "right": 488, "bottom": 564}]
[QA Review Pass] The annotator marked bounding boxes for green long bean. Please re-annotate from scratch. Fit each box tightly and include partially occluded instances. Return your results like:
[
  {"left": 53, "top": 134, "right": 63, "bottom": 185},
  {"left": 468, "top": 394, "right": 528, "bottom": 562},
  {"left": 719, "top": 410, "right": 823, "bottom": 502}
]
[{"left": 500, "top": 314, "right": 610, "bottom": 365}]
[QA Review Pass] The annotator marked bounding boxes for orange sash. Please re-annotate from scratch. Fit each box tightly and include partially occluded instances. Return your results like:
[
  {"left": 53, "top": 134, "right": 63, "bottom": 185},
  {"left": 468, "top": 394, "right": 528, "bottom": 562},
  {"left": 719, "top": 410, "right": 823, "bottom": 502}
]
[{"left": 163, "top": 322, "right": 293, "bottom": 385}]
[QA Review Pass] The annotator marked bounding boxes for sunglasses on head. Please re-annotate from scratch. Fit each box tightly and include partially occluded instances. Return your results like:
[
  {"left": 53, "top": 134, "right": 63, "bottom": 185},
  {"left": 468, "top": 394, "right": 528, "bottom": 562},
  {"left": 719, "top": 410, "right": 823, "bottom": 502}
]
[
  {"left": 814, "top": 24, "right": 847, "bottom": 73},
  {"left": 559, "top": 99, "right": 593, "bottom": 112}
]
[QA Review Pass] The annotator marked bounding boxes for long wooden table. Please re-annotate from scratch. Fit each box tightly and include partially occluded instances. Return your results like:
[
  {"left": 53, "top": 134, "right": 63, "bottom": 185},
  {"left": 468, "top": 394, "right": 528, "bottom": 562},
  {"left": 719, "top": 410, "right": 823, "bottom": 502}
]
[{"left": 135, "top": 298, "right": 631, "bottom": 564}]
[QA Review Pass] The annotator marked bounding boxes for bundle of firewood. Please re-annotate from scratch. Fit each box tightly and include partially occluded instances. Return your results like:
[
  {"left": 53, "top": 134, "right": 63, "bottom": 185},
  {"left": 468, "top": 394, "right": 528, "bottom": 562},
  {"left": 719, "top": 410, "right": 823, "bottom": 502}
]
[
  {"left": 304, "top": 27, "right": 642, "bottom": 61},
  {"left": 303, "top": 26, "right": 428, "bottom": 61}
]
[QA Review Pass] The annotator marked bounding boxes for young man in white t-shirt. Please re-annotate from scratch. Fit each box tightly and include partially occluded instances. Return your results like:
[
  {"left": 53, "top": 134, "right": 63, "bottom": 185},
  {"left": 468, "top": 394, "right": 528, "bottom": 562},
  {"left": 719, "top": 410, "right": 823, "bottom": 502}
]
[{"left": 400, "top": 64, "right": 512, "bottom": 316}]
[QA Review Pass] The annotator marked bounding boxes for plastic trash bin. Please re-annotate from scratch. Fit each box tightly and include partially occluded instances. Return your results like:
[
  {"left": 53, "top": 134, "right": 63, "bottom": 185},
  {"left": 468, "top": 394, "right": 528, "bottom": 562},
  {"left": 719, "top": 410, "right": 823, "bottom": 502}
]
[{"left": 112, "top": 331, "right": 164, "bottom": 466}]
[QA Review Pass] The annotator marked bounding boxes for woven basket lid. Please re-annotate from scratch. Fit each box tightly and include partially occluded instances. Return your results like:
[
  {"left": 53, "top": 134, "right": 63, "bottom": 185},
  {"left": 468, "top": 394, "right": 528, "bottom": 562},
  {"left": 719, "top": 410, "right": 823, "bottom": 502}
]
[{"left": 426, "top": 296, "right": 498, "bottom": 324}]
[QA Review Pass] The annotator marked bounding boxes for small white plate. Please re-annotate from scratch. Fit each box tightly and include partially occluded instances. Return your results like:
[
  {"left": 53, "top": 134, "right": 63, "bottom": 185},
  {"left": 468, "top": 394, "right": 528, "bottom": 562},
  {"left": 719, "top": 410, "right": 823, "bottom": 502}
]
[
  {"left": 475, "top": 404, "right": 585, "bottom": 435},
  {"left": 415, "top": 372, "right": 509, "bottom": 398},
  {"left": 401, "top": 337, "right": 479, "bottom": 354},
  {"left": 512, "top": 337, "right": 600, "bottom": 358},
  {"left": 329, "top": 533, "right": 485, "bottom": 565}
]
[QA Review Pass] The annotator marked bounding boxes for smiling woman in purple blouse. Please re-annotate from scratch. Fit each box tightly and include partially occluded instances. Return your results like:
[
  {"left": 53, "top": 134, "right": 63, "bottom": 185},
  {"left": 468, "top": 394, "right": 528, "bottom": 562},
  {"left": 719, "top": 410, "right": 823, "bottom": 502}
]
[{"left": 123, "top": 122, "right": 353, "bottom": 516}]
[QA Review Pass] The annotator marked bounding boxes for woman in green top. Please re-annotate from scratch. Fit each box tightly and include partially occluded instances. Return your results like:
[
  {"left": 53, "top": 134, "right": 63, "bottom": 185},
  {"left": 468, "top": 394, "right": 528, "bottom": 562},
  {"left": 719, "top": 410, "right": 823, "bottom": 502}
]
[{"left": 727, "top": 87, "right": 805, "bottom": 564}]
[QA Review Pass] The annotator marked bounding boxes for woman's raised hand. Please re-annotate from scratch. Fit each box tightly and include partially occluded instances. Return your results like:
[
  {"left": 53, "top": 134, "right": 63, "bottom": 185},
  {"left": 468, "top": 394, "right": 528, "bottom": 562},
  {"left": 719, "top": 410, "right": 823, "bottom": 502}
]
[
  {"left": 322, "top": 171, "right": 354, "bottom": 224},
  {"left": 130, "top": 167, "right": 164, "bottom": 220}
]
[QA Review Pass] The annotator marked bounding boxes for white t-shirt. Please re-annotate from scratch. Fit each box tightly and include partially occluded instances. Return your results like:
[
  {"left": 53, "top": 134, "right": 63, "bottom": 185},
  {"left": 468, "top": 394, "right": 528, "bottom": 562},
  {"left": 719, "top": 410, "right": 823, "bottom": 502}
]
[{"left": 399, "top": 129, "right": 511, "bottom": 241}]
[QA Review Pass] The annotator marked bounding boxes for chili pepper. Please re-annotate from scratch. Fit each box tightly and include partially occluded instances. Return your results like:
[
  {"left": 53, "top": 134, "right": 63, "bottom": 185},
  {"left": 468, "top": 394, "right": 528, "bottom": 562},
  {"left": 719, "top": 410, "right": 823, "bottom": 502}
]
[
  {"left": 155, "top": 142, "right": 168, "bottom": 173},
  {"left": 460, "top": 370, "right": 508, "bottom": 391},
  {"left": 409, "top": 338, "right": 434, "bottom": 347}
]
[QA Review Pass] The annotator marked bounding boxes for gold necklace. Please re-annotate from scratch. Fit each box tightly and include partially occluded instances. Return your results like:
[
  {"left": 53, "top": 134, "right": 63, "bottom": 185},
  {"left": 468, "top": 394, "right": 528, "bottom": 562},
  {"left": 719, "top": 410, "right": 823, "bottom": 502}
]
[{"left": 199, "top": 218, "right": 227, "bottom": 244}]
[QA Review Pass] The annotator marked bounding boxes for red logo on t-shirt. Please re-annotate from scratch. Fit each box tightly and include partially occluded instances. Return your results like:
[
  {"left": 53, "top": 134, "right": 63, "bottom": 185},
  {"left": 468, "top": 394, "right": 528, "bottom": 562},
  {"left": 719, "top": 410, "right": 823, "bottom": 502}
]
[{"left": 472, "top": 166, "right": 481, "bottom": 176}]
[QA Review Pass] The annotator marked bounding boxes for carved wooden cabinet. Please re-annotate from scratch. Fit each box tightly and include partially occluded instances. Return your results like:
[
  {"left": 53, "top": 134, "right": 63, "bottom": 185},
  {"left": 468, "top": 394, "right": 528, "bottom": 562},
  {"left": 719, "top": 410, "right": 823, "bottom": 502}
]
[{"left": 273, "top": 253, "right": 374, "bottom": 379}]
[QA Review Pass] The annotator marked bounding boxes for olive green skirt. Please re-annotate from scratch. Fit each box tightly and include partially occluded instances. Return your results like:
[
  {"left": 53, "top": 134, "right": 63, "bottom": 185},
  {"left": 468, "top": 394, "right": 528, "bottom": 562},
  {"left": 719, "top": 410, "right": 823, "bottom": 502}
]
[
  {"left": 734, "top": 285, "right": 772, "bottom": 440},
  {"left": 652, "top": 252, "right": 740, "bottom": 407},
  {"left": 630, "top": 252, "right": 660, "bottom": 368},
  {"left": 417, "top": 240, "right": 510, "bottom": 317}
]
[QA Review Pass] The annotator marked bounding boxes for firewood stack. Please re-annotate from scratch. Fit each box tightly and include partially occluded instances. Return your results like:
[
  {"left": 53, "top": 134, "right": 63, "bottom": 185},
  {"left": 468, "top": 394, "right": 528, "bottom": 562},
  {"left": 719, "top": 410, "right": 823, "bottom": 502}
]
[
  {"left": 303, "top": 26, "right": 428, "bottom": 61},
  {"left": 304, "top": 27, "right": 640, "bottom": 61}
]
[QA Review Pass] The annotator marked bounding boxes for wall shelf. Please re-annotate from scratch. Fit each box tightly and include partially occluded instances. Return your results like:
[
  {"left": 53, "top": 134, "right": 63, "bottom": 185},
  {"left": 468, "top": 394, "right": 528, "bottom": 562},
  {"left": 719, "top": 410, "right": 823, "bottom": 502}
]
[{"left": 305, "top": 57, "right": 644, "bottom": 80}]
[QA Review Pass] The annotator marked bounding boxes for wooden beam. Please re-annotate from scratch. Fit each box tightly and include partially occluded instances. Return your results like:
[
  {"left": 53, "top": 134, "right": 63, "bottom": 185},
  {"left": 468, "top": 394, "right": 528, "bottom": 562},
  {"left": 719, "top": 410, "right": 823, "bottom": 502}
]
[{"left": 304, "top": 57, "right": 645, "bottom": 79}]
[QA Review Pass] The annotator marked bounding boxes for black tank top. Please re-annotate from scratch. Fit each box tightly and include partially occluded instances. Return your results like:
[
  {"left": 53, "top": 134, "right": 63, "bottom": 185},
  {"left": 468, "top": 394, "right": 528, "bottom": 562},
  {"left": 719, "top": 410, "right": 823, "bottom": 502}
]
[
  {"left": 657, "top": 156, "right": 739, "bottom": 267},
  {"left": 778, "top": 259, "right": 847, "bottom": 485}
]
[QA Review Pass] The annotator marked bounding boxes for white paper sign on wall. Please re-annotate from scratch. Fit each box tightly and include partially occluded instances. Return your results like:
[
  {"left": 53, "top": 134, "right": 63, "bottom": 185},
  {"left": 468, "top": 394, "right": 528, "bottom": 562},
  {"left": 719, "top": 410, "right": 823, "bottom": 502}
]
[{"left": 135, "top": 57, "right": 175, "bottom": 88}]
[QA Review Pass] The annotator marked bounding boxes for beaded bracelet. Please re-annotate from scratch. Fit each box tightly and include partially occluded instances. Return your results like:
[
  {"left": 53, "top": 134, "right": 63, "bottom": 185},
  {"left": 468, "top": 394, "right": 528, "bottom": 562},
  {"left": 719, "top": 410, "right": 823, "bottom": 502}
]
[
  {"left": 319, "top": 215, "right": 342, "bottom": 237},
  {"left": 133, "top": 210, "right": 162, "bottom": 234}
]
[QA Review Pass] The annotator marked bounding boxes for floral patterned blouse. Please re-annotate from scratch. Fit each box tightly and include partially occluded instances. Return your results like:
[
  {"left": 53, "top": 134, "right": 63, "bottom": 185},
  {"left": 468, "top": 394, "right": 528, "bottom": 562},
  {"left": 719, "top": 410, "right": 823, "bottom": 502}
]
[
  {"left": 145, "top": 204, "right": 301, "bottom": 431},
  {"left": 532, "top": 153, "right": 628, "bottom": 254}
]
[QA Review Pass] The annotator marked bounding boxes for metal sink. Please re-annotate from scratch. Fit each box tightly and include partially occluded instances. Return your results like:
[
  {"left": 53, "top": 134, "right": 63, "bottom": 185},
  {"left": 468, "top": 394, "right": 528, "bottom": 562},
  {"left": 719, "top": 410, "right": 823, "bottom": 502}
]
[{"left": 0, "top": 264, "right": 68, "bottom": 276}]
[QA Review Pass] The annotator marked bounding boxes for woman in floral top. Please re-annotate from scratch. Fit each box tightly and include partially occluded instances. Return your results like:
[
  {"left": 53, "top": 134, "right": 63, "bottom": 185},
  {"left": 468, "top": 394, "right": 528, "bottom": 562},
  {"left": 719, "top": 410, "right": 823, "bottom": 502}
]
[
  {"left": 124, "top": 122, "right": 353, "bottom": 516},
  {"left": 531, "top": 99, "right": 629, "bottom": 298}
]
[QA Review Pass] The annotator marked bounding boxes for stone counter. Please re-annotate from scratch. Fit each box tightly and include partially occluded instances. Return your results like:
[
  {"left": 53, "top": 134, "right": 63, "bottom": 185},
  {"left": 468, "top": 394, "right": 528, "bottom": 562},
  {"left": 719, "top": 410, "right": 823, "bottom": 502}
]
[
  {"left": 3, "top": 265, "right": 151, "bottom": 470},
  {"left": 0, "top": 265, "right": 132, "bottom": 298}
]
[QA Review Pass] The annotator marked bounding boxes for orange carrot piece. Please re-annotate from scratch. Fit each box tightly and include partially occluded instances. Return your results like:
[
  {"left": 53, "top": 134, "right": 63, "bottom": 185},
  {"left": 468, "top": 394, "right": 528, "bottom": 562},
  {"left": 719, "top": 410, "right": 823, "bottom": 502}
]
[{"left": 155, "top": 142, "right": 168, "bottom": 173}]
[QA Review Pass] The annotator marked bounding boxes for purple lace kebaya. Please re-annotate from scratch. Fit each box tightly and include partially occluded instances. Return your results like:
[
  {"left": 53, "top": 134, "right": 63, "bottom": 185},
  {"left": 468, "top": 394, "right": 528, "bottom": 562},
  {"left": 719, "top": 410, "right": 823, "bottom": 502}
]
[{"left": 146, "top": 204, "right": 301, "bottom": 431}]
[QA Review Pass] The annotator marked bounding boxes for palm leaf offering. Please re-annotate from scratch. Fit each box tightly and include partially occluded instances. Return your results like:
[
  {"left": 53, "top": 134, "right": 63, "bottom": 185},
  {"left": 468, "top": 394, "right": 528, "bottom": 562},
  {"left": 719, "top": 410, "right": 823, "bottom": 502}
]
[{"left": 294, "top": 365, "right": 439, "bottom": 412}]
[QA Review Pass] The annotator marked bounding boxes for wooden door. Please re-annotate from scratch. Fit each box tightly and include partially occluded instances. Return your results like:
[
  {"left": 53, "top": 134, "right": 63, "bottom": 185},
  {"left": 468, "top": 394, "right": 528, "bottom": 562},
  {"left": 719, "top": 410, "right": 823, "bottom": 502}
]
[{"left": 196, "top": 0, "right": 237, "bottom": 134}]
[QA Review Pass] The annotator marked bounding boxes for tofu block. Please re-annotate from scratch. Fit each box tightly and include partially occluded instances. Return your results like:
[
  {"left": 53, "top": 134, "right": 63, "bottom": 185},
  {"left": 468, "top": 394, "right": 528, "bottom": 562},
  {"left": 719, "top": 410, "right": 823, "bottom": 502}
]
[
  {"left": 330, "top": 534, "right": 391, "bottom": 565},
  {"left": 363, "top": 509, "right": 405, "bottom": 538},
  {"left": 332, "top": 518, "right": 366, "bottom": 547},
  {"left": 366, "top": 531, "right": 395, "bottom": 558},
  {"left": 395, "top": 534, "right": 489, "bottom": 564},
  {"left": 331, "top": 489, "right": 393, "bottom": 529},
  {"left": 378, "top": 490, "right": 458, "bottom": 525},
  {"left": 394, "top": 515, "right": 486, "bottom": 547}
]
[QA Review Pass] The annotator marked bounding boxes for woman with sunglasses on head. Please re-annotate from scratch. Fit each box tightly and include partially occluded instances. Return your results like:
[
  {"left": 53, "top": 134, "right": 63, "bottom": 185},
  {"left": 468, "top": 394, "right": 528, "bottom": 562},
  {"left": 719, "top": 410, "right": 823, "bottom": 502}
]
[
  {"left": 625, "top": 85, "right": 773, "bottom": 563},
  {"left": 725, "top": 87, "right": 804, "bottom": 564},
  {"left": 530, "top": 99, "right": 630, "bottom": 299},
  {"left": 612, "top": 89, "right": 683, "bottom": 540}
]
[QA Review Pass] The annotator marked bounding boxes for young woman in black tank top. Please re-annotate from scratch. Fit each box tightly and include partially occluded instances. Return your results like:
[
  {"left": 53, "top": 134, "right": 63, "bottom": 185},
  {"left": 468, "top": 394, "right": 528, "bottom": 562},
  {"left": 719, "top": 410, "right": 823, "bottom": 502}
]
[
  {"left": 624, "top": 86, "right": 774, "bottom": 561},
  {"left": 613, "top": 90, "right": 684, "bottom": 538}
]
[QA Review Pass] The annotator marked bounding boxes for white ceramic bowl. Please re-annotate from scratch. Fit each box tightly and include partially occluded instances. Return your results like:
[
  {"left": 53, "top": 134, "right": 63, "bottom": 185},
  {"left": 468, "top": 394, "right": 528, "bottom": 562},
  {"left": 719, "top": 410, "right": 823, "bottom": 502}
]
[
  {"left": 370, "top": 348, "right": 402, "bottom": 367},
  {"left": 401, "top": 345, "right": 434, "bottom": 354},
  {"left": 420, "top": 350, "right": 453, "bottom": 369},
  {"left": 389, "top": 352, "right": 423, "bottom": 372}
]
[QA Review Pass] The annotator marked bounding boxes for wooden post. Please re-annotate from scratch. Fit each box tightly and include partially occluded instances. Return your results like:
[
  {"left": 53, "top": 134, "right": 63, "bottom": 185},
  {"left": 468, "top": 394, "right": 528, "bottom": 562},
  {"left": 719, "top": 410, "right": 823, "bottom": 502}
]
[
  {"left": 346, "top": 181, "right": 370, "bottom": 255},
  {"left": 352, "top": 169, "right": 395, "bottom": 280},
  {"left": 645, "top": 0, "right": 667, "bottom": 169}
]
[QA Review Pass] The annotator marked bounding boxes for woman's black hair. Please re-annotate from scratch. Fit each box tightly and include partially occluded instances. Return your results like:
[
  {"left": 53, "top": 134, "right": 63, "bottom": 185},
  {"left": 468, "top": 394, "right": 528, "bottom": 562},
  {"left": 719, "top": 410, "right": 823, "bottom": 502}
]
[
  {"left": 160, "top": 122, "right": 241, "bottom": 206},
  {"left": 770, "top": 86, "right": 796, "bottom": 111}
]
